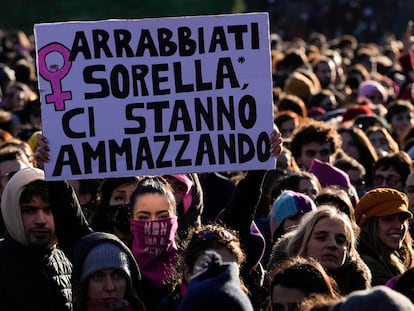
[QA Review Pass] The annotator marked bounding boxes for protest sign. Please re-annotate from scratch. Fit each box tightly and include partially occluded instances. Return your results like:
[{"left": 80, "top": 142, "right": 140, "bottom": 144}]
[{"left": 34, "top": 13, "right": 275, "bottom": 180}]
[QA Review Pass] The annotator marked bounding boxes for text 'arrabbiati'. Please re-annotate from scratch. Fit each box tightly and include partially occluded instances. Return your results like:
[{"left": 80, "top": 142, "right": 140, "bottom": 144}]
[{"left": 68, "top": 23, "right": 260, "bottom": 60}]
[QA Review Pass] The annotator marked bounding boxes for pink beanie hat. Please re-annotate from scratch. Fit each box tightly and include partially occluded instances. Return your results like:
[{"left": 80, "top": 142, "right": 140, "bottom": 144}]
[
  {"left": 358, "top": 80, "right": 388, "bottom": 102},
  {"left": 309, "top": 159, "right": 359, "bottom": 204},
  {"left": 167, "top": 174, "right": 193, "bottom": 214}
]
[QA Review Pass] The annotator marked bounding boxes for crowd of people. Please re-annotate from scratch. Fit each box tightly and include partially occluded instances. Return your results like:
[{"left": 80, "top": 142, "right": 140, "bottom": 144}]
[
  {"left": 2, "top": 12, "right": 414, "bottom": 311},
  {"left": 265, "top": 0, "right": 412, "bottom": 45}
]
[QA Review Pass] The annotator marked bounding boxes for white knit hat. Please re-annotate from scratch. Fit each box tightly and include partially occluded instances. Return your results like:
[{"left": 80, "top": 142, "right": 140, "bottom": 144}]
[{"left": 81, "top": 242, "right": 131, "bottom": 283}]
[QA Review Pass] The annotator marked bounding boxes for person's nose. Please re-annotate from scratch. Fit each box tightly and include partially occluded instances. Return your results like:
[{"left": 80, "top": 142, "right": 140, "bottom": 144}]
[
  {"left": 326, "top": 236, "right": 338, "bottom": 249},
  {"left": 391, "top": 218, "right": 405, "bottom": 230},
  {"left": 35, "top": 210, "right": 47, "bottom": 224},
  {"left": 104, "top": 275, "right": 115, "bottom": 291},
  {"left": 378, "top": 180, "right": 387, "bottom": 187}
]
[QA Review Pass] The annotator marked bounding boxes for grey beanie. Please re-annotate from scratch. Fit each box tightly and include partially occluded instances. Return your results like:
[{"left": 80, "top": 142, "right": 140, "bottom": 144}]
[{"left": 81, "top": 242, "right": 131, "bottom": 283}]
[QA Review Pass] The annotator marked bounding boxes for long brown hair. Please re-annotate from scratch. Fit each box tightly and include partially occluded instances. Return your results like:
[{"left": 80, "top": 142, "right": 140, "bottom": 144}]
[{"left": 358, "top": 217, "right": 414, "bottom": 275}]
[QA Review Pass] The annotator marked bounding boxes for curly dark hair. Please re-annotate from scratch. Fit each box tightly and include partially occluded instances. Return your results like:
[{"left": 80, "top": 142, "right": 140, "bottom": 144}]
[{"left": 290, "top": 120, "right": 341, "bottom": 160}]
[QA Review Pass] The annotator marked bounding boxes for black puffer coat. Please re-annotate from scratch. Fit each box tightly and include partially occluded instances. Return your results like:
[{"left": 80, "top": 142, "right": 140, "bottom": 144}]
[{"left": 0, "top": 233, "right": 72, "bottom": 311}]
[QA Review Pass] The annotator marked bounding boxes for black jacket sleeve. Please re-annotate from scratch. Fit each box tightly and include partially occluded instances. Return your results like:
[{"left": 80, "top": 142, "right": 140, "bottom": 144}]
[
  {"left": 47, "top": 180, "right": 93, "bottom": 260},
  {"left": 217, "top": 170, "right": 266, "bottom": 236},
  {"left": 216, "top": 170, "right": 268, "bottom": 309}
]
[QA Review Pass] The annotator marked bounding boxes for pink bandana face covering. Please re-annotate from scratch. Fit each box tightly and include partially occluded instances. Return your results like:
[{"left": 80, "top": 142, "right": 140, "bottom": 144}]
[{"left": 130, "top": 217, "right": 178, "bottom": 289}]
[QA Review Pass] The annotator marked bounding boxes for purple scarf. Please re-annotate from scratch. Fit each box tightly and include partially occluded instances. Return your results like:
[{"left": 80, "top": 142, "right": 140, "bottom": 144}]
[{"left": 130, "top": 217, "right": 178, "bottom": 290}]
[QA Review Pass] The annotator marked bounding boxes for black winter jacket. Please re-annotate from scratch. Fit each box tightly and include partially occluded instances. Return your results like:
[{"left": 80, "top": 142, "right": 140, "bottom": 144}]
[{"left": 0, "top": 233, "right": 72, "bottom": 311}]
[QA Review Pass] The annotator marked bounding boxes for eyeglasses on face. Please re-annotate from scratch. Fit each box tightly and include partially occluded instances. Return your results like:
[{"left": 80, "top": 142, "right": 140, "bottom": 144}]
[{"left": 374, "top": 174, "right": 401, "bottom": 187}]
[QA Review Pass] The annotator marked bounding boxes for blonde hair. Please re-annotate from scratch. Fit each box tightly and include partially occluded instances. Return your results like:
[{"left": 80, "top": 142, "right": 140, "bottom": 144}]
[{"left": 286, "top": 205, "right": 357, "bottom": 263}]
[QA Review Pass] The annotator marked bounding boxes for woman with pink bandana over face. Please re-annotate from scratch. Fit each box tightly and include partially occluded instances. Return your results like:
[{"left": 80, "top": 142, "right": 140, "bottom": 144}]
[
  {"left": 128, "top": 176, "right": 180, "bottom": 310},
  {"left": 33, "top": 129, "right": 283, "bottom": 310},
  {"left": 44, "top": 175, "right": 179, "bottom": 311}
]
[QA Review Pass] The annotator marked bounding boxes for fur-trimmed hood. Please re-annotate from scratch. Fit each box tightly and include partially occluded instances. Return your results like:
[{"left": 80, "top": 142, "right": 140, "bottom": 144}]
[{"left": 329, "top": 252, "right": 372, "bottom": 294}]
